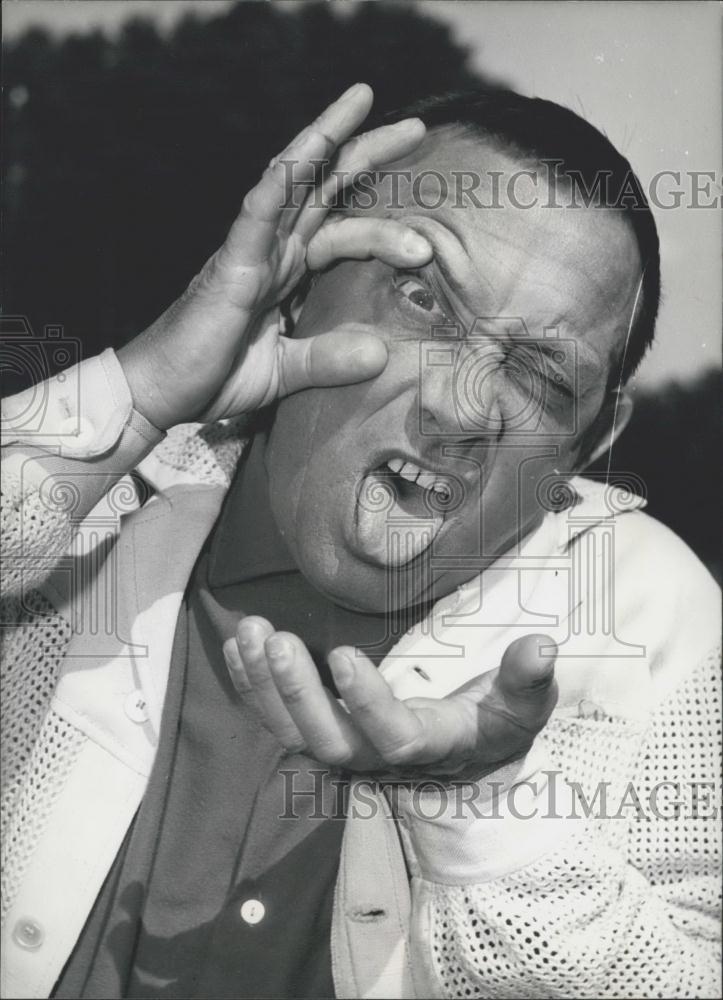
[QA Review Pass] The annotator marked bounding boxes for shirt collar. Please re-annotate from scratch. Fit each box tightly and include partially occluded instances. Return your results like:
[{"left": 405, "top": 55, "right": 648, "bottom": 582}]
[{"left": 207, "top": 432, "right": 297, "bottom": 589}]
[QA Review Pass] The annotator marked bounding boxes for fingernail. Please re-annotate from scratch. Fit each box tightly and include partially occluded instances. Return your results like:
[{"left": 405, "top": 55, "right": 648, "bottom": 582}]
[
  {"left": 330, "top": 651, "right": 355, "bottom": 689},
  {"left": 402, "top": 231, "right": 432, "bottom": 257},
  {"left": 266, "top": 636, "right": 292, "bottom": 661},
  {"left": 237, "top": 620, "right": 262, "bottom": 651}
]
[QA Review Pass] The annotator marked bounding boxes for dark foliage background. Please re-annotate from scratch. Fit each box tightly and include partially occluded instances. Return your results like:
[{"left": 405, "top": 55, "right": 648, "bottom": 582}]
[
  {"left": 2, "top": 1, "right": 719, "bottom": 579},
  {"left": 3, "top": 2, "right": 479, "bottom": 357}
]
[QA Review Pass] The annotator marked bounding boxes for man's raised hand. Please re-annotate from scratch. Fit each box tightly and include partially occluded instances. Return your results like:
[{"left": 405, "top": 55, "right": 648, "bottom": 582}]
[
  {"left": 223, "top": 621, "right": 559, "bottom": 783},
  {"left": 117, "top": 83, "right": 432, "bottom": 430}
]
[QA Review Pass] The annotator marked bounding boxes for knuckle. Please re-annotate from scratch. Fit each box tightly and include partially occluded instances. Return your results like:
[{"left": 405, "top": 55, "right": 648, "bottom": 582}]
[
  {"left": 312, "top": 226, "right": 333, "bottom": 252},
  {"left": 248, "top": 672, "right": 277, "bottom": 694},
  {"left": 379, "top": 736, "right": 422, "bottom": 767},
  {"left": 281, "top": 735, "right": 308, "bottom": 755},
  {"left": 277, "top": 680, "right": 308, "bottom": 706},
  {"left": 347, "top": 694, "right": 379, "bottom": 718},
  {"left": 304, "top": 127, "right": 326, "bottom": 149},
  {"left": 313, "top": 740, "right": 354, "bottom": 767},
  {"left": 337, "top": 135, "right": 362, "bottom": 164},
  {"left": 310, "top": 123, "right": 333, "bottom": 146},
  {"left": 241, "top": 188, "right": 262, "bottom": 217},
  {"left": 230, "top": 673, "right": 251, "bottom": 694}
]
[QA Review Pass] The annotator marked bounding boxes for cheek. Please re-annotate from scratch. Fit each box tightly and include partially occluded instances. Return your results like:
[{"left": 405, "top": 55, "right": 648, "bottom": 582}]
[
  {"left": 267, "top": 389, "right": 331, "bottom": 525},
  {"left": 266, "top": 380, "right": 369, "bottom": 545}
]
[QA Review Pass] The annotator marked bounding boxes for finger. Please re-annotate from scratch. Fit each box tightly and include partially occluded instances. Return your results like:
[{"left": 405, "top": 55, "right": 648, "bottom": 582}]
[
  {"left": 329, "top": 647, "right": 437, "bottom": 766},
  {"left": 456, "top": 634, "right": 558, "bottom": 738},
  {"left": 498, "top": 634, "right": 557, "bottom": 699},
  {"left": 224, "top": 128, "right": 328, "bottom": 265},
  {"left": 265, "top": 634, "right": 374, "bottom": 767},
  {"left": 223, "top": 636, "right": 253, "bottom": 694},
  {"left": 224, "top": 83, "right": 374, "bottom": 264},
  {"left": 278, "top": 328, "right": 388, "bottom": 397},
  {"left": 294, "top": 117, "right": 426, "bottom": 242},
  {"left": 497, "top": 633, "right": 558, "bottom": 733},
  {"left": 224, "top": 634, "right": 278, "bottom": 731},
  {"left": 297, "top": 81, "right": 374, "bottom": 154},
  {"left": 236, "top": 617, "right": 305, "bottom": 751},
  {"left": 306, "top": 217, "right": 432, "bottom": 271},
  {"left": 276, "top": 81, "right": 376, "bottom": 233}
]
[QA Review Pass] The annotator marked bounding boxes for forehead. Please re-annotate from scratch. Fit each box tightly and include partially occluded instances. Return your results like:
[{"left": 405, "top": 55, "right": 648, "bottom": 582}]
[{"left": 350, "top": 128, "right": 642, "bottom": 360}]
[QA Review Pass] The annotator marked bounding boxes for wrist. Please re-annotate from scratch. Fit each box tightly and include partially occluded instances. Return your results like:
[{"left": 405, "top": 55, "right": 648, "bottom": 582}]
[{"left": 116, "top": 339, "right": 173, "bottom": 431}]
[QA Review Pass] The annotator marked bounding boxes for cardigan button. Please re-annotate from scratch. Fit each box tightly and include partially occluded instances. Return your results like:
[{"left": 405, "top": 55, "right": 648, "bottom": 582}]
[
  {"left": 59, "top": 416, "right": 95, "bottom": 447},
  {"left": 13, "top": 917, "right": 44, "bottom": 950},
  {"left": 124, "top": 690, "right": 149, "bottom": 724},
  {"left": 239, "top": 899, "right": 265, "bottom": 925}
]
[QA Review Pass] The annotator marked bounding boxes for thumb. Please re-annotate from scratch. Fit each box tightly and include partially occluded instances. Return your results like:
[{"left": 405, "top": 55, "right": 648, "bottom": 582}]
[
  {"left": 278, "top": 329, "right": 388, "bottom": 397},
  {"left": 498, "top": 633, "right": 558, "bottom": 701}
]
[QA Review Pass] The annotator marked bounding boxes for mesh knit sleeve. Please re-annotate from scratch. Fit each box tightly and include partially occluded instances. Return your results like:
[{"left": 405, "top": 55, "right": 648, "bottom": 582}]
[
  {"left": 0, "top": 462, "right": 77, "bottom": 599},
  {"left": 1, "top": 351, "right": 163, "bottom": 599},
  {"left": 408, "top": 645, "right": 722, "bottom": 999}
]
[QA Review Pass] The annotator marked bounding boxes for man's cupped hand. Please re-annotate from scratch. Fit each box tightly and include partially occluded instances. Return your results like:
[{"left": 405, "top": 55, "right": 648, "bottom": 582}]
[{"left": 223, "top": 619, "right": 559, "bottom": 784}]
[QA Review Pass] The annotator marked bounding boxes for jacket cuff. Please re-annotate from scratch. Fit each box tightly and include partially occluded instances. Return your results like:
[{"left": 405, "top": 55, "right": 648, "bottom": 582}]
[
  {"left": 391, "top": 744, "right": 582, "bottom": 884},
  {"left": 1, "top": 349, "right": 163, "bottom": 458}
]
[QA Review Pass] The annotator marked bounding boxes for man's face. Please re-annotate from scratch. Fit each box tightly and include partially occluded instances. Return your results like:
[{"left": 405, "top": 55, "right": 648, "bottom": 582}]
[{"left": 265, "top": 130, "right": 642, "bottom": 612}]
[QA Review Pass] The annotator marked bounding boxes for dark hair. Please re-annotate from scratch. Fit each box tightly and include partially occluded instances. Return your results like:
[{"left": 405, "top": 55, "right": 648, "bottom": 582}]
[{"left": 384, "top": 86, "right": 661, "bottom": 384}]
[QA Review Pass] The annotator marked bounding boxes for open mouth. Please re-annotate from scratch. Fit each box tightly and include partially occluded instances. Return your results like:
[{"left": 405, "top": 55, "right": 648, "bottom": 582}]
[{"left": 353, "top": 454, "right": 455, "bottom": 568}]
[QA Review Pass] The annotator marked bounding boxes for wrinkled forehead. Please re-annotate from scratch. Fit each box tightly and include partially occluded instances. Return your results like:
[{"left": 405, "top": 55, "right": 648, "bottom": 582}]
[{"left": 346, "top": 128, "right": 642, "bottom": 349}]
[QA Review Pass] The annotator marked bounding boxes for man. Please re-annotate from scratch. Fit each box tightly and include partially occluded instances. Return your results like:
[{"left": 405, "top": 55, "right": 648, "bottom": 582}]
[{"left": 1, "top": 82, "right": 720, "bottom": 998}]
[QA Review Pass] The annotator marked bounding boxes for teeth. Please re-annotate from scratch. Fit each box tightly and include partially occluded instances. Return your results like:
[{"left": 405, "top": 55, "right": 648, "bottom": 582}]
[
  {"left": 385, "top": 458, "right": 449, "bottom": 496},
  {"left": 417, "top": 472, "right": 445, "bottom": 493},
  {"left": 399, "top": 462, "right": 420, "bottom": 484}
]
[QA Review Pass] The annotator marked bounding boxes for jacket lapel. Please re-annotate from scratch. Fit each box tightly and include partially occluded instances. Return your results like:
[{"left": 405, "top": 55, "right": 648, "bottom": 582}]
[
  {"left": 53, "top": 482, "right": 226, "bottom": 768},
  {"left": 126, "top": 483, "right": 226, "bottom": 737}
]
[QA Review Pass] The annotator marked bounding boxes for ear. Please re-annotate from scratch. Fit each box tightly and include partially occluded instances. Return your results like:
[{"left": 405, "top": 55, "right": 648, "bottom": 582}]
[{"left": 576, "top": 389, "right": 634, "bottom": 469}]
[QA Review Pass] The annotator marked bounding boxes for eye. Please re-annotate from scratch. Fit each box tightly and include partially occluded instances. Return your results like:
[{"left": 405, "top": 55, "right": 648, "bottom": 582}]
[{"left": 394, "top": 274, "right": 447, "bottom": 320}]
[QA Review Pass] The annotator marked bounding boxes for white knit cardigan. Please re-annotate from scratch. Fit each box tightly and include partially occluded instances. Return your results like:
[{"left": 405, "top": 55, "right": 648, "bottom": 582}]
[{"left": 1, "top": 352, "right": 721, "bottom": 998}]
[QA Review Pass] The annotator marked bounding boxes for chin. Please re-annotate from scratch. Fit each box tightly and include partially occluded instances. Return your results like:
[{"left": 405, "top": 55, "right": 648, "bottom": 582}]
[{"left": 292, "top": 539, "right": 401, "bottom": 613}]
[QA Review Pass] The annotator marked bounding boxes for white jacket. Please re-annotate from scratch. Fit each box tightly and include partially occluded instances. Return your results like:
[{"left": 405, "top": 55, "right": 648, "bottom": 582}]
[{"left": 1, "top": 351, "right": 721, "bottom": 999}]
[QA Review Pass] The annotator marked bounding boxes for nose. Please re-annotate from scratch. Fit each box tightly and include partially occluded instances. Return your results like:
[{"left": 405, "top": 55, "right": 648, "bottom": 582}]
[{"left": 417, "top": 342, "right": 504, "bottom": 441}]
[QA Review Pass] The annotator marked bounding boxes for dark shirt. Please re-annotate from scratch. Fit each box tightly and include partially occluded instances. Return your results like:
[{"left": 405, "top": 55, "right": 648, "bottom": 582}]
[{"left": 53, "top": 435, "right": 430, "bottom": 999}]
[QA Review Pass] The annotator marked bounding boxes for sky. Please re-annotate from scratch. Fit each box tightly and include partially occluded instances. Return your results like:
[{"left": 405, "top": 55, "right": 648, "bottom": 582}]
[{"left": 3, "top": 0, "right": 720, "bottom": 388}]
